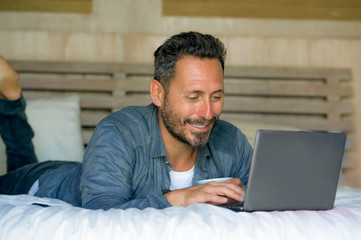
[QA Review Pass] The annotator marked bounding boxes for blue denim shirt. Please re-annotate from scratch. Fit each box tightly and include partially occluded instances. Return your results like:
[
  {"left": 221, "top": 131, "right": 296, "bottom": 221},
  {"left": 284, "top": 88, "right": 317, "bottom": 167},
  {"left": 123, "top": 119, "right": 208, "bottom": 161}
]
[{"left": 79, "top": 104, "right": 253, "bottom": 210}]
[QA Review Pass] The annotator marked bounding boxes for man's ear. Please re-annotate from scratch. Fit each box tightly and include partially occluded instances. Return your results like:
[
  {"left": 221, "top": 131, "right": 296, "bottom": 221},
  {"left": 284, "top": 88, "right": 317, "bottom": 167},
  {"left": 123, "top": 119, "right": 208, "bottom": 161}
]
[{"left": 150, "top": 79, "right": 165, "bottom": 107}]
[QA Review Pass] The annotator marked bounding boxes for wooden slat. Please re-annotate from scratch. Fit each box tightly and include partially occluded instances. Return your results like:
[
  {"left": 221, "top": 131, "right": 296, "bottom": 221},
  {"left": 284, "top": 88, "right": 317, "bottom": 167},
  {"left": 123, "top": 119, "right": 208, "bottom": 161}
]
[
  {"left": 81, "top": 111, "right": 109, "bottom": 126},
  {"left": 22, "top": 91, "right": 151, "bottom": 111},
  {"left": 225, "top": 80, "right": 352, "bottom": 97},
  {"left": 22, "top": 90, "right": 112, "bottom": 99},
  {"left": 79, "top": 94, "right": 151, "bottom": 109},
  {"left": 117, "top": 77, "right": 151, "bottom": 92},
  {"left": 19, "top": 76, "right": 116, "bottom": 92},
  {"left": 82, "top": 129, "right": 94, "bottom": 145},
  {"left": 9, "top": 60, "right": 154, "bottom": 75},
  {"left": 225, "top": 66, "right": 352, "bottom": 80},
  {"left": 223, "top": 97, "right": 353, "bottom": 115},
  {"left": 221, "top": 114, "right": 354, "bottom": 132}
]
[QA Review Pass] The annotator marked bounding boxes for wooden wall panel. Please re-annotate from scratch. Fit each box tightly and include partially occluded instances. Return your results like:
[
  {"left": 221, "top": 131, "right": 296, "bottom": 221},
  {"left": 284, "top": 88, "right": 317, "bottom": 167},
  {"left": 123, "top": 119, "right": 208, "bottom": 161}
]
[
  {"left": 0, "top": 0, "right": 92, "bottom": 13},
  {"left": 163, "top": 0, "right": 361, "bottom": 21}
]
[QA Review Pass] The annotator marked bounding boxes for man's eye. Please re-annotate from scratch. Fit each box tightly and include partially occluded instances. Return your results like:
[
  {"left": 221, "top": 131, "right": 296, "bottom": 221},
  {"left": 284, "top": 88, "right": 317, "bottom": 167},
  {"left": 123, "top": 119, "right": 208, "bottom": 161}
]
[
  {"left": 188, "top": 96, "right": 198, "bottom": 101},
  {"left": 211, "top": 95, "right": 222, "bottom": 101}
]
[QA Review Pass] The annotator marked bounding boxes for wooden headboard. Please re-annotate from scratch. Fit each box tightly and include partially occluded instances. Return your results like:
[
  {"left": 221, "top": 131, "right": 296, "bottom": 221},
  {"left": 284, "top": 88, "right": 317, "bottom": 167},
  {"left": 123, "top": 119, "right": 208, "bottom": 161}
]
[{"left": 8, "top": 60, "right": 354, "bottom": 171}]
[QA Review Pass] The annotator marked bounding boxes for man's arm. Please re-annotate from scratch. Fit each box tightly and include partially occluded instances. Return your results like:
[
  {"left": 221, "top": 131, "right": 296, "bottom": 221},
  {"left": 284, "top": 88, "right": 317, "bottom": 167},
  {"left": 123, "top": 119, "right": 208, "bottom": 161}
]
[
  {"left": 80, "top": 119, "right": 171, "bottom": 210},
  {"left": 165, "top": 178, "right": 245, "bottom": 207},
  {"left": 165, "top": 127, "right": 252, "bottom": 207}
]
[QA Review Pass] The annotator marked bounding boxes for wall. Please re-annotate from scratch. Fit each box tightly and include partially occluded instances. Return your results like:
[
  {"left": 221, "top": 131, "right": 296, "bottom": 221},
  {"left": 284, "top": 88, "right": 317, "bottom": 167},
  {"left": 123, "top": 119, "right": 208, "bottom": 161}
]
[
  {"left": 1, "top": 0, "right": 361, "bottom": 38},
  {"left": 0, "top": 0, "right": 360, "bottom": 186}
]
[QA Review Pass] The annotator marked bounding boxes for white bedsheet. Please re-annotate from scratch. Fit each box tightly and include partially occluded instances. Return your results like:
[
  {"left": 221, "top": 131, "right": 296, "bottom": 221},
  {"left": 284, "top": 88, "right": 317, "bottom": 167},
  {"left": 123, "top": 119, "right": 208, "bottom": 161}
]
[{"left": 1, "top": 186, "right": 361, "bottom": 240}]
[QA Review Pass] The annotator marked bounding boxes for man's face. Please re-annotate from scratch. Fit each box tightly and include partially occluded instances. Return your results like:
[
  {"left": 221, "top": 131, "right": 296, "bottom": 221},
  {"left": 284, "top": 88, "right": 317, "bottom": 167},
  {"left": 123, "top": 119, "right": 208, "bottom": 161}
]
[{"left": 160, "top": 56, "right": 224, "bottom": 148}]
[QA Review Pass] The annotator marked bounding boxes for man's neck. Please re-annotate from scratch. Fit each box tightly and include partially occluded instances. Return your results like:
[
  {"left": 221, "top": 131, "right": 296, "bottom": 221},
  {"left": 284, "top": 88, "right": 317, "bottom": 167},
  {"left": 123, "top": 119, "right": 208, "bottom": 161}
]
[{"left": 166, "top": 142, "right": 197, "bottom": 172}]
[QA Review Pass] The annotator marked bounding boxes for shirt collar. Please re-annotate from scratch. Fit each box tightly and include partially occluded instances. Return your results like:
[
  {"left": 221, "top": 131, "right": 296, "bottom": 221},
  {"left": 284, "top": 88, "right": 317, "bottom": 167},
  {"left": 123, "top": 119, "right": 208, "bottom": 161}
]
[{"left": 149, "top": 104, "right": 168, "bottom": 159}]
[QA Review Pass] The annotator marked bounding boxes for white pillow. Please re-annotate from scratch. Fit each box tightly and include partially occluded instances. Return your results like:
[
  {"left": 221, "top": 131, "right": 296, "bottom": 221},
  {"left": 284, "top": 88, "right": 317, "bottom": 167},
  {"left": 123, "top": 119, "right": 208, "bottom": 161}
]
[{"left": 0, "top": 97, "right": 85, "bottom": 175}]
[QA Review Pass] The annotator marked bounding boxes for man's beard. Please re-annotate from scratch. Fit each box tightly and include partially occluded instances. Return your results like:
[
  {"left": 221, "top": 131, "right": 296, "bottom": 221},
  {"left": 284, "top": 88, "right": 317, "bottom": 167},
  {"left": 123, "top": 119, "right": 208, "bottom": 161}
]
[{"left": 160, "top": 97, "right": 219, "bottom": 148}]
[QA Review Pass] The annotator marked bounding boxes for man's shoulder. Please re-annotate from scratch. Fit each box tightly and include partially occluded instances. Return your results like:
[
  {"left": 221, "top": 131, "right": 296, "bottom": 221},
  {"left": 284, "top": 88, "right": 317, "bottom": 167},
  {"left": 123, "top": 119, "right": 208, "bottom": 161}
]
[
  {"left": 89, "top": 104, "right": 158, "bottom": 147},
  {"left": 102, "top": 104, "right": 156, "bottom": 126},
  {"left": 95, "top": 104, "right": 158, "bottom": 139}
]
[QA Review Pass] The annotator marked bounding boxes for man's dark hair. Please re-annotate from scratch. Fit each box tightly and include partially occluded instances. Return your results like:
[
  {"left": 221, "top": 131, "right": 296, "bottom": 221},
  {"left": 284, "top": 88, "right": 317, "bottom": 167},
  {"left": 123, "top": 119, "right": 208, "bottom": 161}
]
[{"left": 153, "top": 31, "right": 227, "bottom": 93}]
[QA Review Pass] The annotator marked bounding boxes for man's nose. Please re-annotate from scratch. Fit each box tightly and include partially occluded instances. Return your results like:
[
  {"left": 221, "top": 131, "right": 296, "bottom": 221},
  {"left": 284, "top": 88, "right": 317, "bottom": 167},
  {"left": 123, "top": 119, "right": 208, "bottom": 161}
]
[{"left": 197, "top": 99, "right": 213, "bottom": 120}]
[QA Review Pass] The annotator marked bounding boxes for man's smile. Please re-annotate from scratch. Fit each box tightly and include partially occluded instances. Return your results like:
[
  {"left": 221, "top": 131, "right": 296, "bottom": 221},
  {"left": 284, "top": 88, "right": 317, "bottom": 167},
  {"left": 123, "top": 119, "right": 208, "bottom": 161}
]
[{"left": 191, "top": 123, "right": 207, "bottom": 129}]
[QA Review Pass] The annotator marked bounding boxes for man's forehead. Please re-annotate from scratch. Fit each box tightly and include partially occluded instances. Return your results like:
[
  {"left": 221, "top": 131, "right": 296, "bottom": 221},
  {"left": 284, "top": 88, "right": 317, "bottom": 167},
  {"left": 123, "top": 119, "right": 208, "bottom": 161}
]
[
  {"left": 175, "top": 57, "right": 223, "bottom": 76},
  {"left": 163, "top": 56, "right": 222, "bottom": 93}
]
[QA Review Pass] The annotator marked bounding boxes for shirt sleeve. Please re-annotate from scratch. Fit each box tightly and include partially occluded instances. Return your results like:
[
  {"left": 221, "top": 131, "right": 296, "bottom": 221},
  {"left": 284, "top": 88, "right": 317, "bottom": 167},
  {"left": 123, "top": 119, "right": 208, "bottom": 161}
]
[{"left": 80, "top": 119, "right": 171, "bottom": 210}]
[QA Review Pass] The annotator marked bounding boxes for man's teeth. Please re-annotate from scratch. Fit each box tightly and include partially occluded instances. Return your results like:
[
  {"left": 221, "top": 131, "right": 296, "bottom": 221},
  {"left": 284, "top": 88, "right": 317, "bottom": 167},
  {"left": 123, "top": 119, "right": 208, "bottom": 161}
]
[{"left": 191, "top": 124, "right": 206, "bottom": 128}]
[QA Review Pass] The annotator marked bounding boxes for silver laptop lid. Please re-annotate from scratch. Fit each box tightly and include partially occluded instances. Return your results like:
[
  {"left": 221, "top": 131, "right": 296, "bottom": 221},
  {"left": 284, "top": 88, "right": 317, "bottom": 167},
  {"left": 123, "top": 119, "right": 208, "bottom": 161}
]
[{"left": 243, "top": 130, "right": 346, "bottom": 211}]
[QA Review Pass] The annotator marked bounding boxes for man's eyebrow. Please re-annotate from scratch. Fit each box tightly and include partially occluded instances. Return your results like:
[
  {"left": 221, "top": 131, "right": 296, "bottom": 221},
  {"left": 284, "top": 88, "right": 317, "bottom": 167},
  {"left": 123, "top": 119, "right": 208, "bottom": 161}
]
[
  {"left": 212, "top": 89, "right": 224, "bottom": 94},
  {"left": 186, "top": 89, "right": 224, "bottom": 95}
]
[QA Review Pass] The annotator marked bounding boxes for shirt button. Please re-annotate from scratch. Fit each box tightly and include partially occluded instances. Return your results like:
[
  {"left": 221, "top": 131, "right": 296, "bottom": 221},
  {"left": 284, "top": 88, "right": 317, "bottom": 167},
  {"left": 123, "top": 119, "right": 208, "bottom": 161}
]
[{"left": 165, "top": 184, "right": 169, "bottom": 189}]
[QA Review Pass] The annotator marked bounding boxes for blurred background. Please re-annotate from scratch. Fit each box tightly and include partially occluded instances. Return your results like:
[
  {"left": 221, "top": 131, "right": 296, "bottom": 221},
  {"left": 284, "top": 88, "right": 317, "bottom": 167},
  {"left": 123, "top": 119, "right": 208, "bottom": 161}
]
[{"left": 0, "top": 0, "right": 360, "bottom": 187}]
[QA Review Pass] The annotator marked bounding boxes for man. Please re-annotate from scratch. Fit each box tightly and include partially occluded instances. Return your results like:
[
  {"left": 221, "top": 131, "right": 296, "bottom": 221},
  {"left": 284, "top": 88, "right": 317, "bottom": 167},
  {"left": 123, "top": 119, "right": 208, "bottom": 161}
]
[{"left": 0, "top": 32, "right": 252, "bottom": 210}]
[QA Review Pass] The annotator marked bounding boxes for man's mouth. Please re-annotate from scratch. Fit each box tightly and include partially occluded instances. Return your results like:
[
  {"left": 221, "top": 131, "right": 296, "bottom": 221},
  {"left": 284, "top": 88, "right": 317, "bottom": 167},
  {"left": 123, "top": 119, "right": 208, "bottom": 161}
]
[
  {"left": 185, "top": 117, "right": 217, "bottom": 131},
  {"left": 190, "top": 123, "right": 207, "bottom": 129}
]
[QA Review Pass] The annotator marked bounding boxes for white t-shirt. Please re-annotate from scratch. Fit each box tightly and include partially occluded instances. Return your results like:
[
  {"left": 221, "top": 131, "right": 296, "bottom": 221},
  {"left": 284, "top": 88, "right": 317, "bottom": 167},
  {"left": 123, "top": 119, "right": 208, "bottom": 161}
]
[{"left": 169, "top": 165, "right": 195, "bottom": 191}]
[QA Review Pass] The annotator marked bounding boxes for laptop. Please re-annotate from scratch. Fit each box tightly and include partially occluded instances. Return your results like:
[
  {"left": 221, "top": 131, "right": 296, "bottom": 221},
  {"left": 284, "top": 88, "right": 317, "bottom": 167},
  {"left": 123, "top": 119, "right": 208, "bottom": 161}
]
[{"left": 222, "top": 130, "right": 346, "bottom": 212}]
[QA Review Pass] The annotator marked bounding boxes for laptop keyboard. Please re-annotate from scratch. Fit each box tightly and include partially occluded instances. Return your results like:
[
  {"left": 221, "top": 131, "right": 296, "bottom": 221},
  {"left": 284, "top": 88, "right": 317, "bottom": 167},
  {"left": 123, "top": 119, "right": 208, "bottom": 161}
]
[{"left": 219, "top": 201, "right": 244, "bottom": 211}]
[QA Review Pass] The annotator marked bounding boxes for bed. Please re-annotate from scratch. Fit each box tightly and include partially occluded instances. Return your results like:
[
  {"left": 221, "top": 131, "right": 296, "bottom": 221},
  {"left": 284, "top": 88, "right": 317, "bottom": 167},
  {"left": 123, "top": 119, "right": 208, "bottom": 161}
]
[
  {"left": 0, "top": 60, "right": 359, "bottom": 239},
  {"left": 0, "top": 186, "right": 361, "bottom": 240}
]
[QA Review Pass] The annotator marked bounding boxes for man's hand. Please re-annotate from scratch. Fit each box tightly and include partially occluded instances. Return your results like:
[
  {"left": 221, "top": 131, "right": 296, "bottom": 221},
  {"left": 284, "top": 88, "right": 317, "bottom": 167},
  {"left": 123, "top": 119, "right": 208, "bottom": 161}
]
[{"left": 164, "top": 178, "right": 245, "bottom": 207}]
